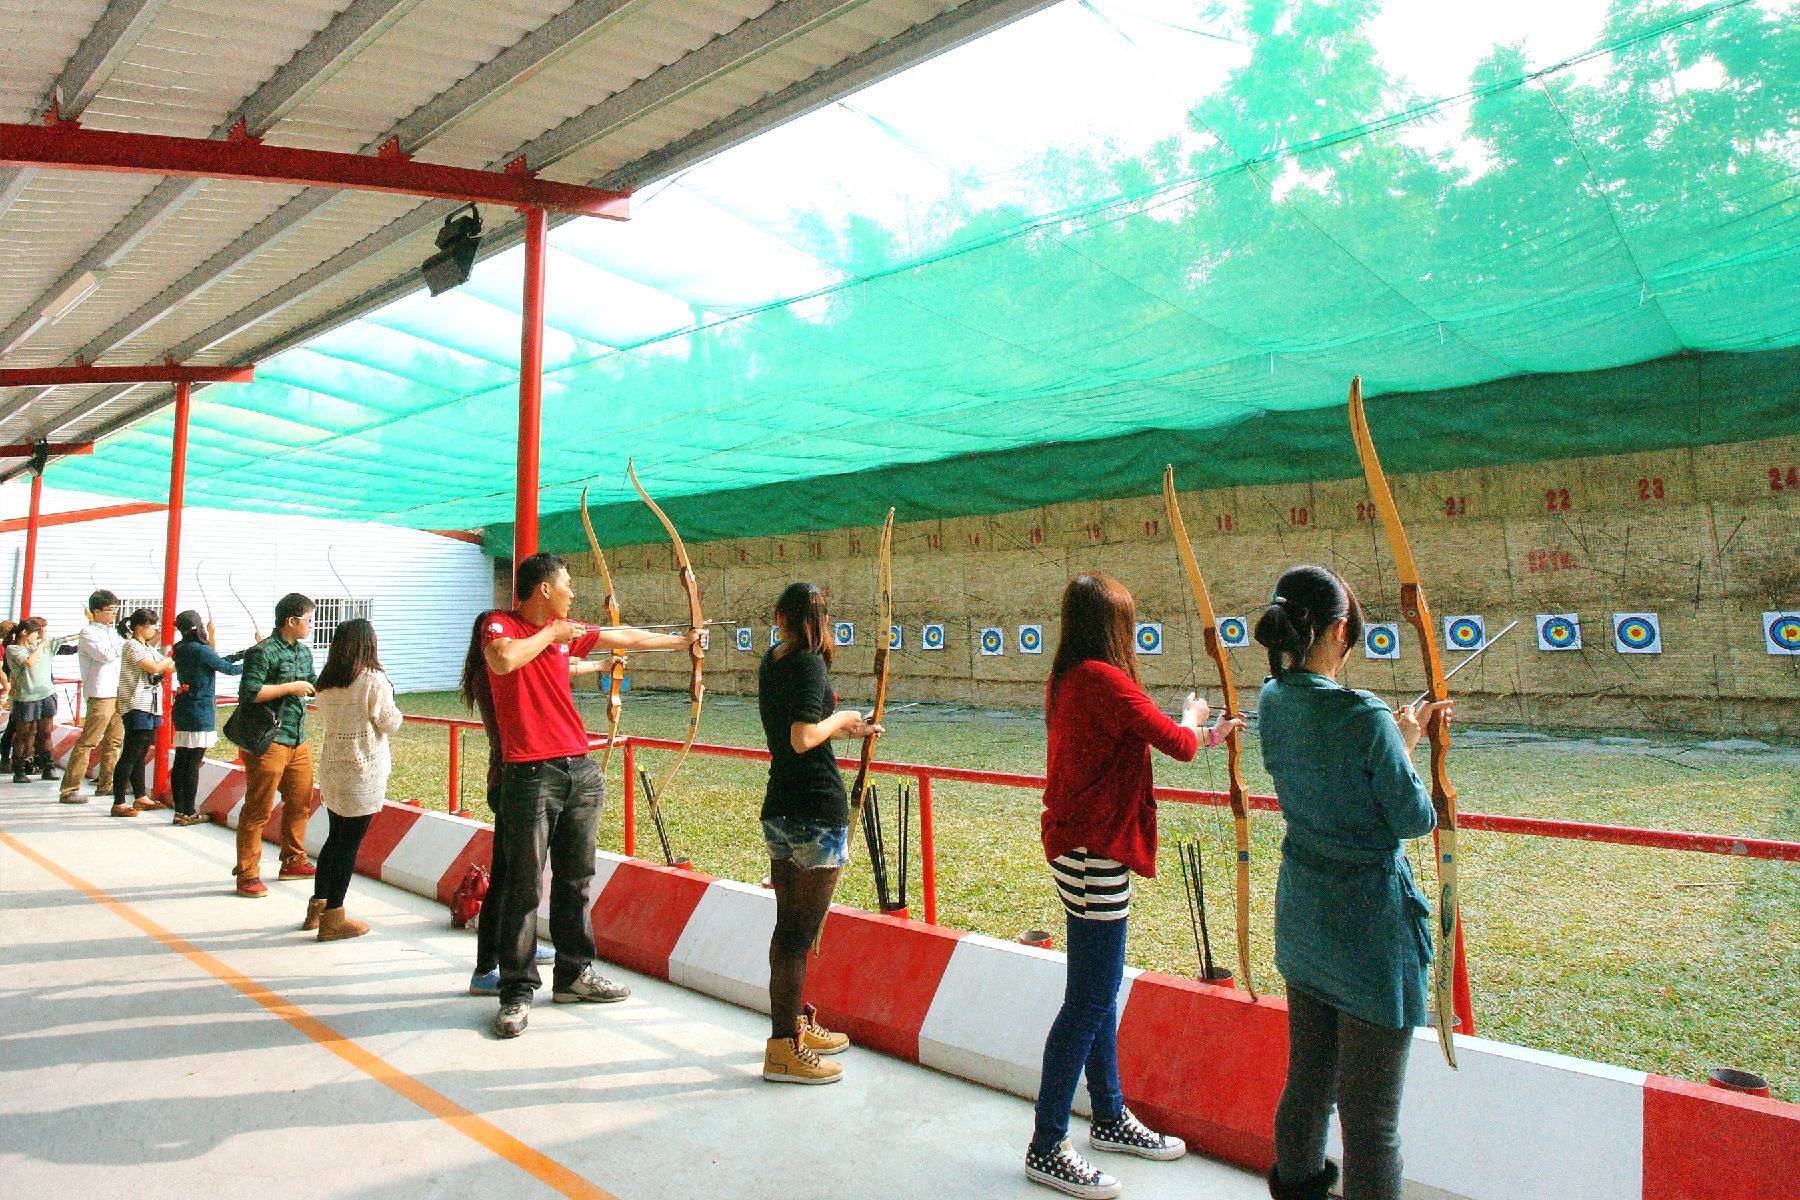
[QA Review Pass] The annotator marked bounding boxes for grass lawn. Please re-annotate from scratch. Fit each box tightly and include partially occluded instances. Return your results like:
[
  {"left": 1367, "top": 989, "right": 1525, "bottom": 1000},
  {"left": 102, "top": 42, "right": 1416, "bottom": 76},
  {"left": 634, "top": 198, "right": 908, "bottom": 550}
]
[{"left": 239, "top": 686, "right": 1800, "bottom": 1100}]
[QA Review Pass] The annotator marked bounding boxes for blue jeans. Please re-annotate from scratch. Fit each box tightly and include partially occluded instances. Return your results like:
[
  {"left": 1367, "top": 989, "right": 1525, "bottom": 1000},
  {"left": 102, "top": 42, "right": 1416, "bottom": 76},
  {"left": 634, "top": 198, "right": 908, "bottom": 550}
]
[{"left": 1032, "top": 913, "right": 1128, "bottom": 1150}]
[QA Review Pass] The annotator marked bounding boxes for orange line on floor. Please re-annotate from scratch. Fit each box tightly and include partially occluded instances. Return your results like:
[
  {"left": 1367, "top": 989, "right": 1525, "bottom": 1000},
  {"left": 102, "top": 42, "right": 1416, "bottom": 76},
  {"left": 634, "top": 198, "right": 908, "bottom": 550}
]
[{"left": 0, "top": 828, "right": 618, "bottom": 1200}]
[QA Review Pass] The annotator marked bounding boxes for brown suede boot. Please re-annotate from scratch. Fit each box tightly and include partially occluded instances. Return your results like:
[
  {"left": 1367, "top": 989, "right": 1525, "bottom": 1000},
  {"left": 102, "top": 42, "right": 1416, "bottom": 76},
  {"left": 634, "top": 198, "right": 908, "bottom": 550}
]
[
  {"left": 316, "top": 908, "right": 369, "bottom": 942},
  {"left": 302, "top": 897, "right": 328, "bottom": 931}
]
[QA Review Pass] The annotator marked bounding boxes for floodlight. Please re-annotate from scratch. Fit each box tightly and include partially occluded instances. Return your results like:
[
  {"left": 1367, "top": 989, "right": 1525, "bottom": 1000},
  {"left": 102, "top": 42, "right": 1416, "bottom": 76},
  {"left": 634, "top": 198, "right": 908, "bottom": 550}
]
[{"left": 420, "top": 205, "right": 482, "bottom": 296}]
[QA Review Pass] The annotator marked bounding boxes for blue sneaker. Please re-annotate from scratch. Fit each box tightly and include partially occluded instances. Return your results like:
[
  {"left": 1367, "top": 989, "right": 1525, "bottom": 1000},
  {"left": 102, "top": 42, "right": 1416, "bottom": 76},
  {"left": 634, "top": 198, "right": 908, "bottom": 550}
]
[{"left": 468, "top": 969, "right": 499, "bottom": 996}]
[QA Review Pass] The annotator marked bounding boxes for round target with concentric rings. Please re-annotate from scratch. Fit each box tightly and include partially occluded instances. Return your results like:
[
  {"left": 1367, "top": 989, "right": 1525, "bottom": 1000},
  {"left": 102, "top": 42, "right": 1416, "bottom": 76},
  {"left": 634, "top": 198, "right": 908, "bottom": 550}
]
[
  {"left": 1446, "top": 617, "right": 1484, "bottom": 649},
  {"left": 887, "top": 624, "right": 902, "bottom": 651},
  {"left": 922, "top": 624, "right": 945, "bottom": 650},
  {"left": 1365, "top": 624, "right": 1398, "bottom": 658},
  {"left": 1540, "top": 616, "right": 1578, "bottom": 649},
  {"left": 735, "top": 627, "right": 752, "bottom": 652},
  {"left": 980, "top": 628, "right": 1003, "bottom": 654},
  {"left": 1218, "top": 617, "right": 1247, "bottom": 647},
  {"left": 1019, "top": 625, "right": 1043, "bottom": 653},
  {"left": 833, "top": 621, "right": 854, "bottom": 647},
  {"left": 1615, "top": 614, "right": 1658, "bottom": 650},
  {"left": 1135, "top": 623, "right": 1162, "bottom": 654},
  {"left": 1768, "top": 613, "right": 1800, "bottom": 653}
]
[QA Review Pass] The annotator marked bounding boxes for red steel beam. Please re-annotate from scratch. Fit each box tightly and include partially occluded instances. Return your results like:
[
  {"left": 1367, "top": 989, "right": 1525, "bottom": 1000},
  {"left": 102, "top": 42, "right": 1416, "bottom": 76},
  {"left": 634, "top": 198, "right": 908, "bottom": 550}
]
[
  {"left": 0, "top": 441, "right": 93, "bottom": 457},
  {"left": 0, "top": 500, "right": 163, "bottom": 533},
  {"left": 1, "top": 120, "right": 630, "bottom": 219},
  {"left": 0, "top": 364, "right": 253, "bottom": 387}
]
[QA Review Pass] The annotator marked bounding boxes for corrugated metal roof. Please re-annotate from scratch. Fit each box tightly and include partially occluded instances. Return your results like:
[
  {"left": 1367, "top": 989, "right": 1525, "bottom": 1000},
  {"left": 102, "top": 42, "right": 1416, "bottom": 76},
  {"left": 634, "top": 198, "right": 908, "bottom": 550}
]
[{"left": 0, "top": 0, "right": 1056, "bottom": 455}]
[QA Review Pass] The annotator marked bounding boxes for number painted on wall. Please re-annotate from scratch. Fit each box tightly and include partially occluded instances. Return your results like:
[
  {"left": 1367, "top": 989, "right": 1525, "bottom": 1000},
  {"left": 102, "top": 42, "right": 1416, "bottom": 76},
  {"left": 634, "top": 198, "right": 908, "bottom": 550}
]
[
  {"left": 1770, "top": 466, "right": 1799, "bottom": 493},
  {"left": 1288, "top": 505, "right": 1310, "bottom": 526},
  {"left": 1086, "top": 522, "right": 1103, "bottom": 542},
  {"left": 1526, "top": 550, "right": 1579, "bottom": 574},
  {"left": 926, "top": 532, "right": 942, "bottom": 551},
  {"left": 1545, "top": 487, "right": 1572, "bottom": 512},
  {"left": 1636, "top": 477, "right": 1665, "bottom": 501},
  {"left": 1215, "top": 513, "right": 1234, "bottom": 533},
  {"left": 1443, "top": 495, "right": 1468, "bottom": 518},
  {"left": 1355, "top": 501, "right": 1377, "bottom": 523},
  {"left": 1028, "top": 526, "right": 1044, "bottom": 546},
  {"left": 1142, "top": 518, "right": 1160, "bottom": 538}
]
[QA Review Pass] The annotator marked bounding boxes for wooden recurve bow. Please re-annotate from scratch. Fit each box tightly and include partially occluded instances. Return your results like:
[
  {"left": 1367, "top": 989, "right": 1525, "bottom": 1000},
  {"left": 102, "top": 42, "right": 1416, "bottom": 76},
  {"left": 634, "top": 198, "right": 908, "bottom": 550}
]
[
  {"left": 1164, "top": 466, "right": 1255, "bottom": 998},
  {"left": 579, "top": 486, "right": 628, "bottom": 775},
  {"left": 627, "top": 461, "right": 704, "bottom": 859},
  {"left": 1349, "top": 376, "right": 1461, "bottom": 1068}
]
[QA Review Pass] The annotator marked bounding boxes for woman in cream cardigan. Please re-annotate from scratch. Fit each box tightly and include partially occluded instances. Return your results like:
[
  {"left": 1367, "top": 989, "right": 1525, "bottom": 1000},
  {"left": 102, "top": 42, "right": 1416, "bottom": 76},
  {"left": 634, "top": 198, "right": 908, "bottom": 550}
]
[{"left": 305, "top": 618, "right": 404, "bottom": 941}]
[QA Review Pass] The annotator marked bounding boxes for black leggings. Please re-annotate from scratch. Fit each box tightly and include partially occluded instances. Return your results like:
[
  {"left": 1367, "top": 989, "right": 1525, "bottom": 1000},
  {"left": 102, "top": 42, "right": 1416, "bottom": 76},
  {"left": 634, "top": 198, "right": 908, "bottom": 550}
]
[
  {"left": 312, "top": 811, "right": 373, "bottom": 909},
  {"left": 171, "top": 746, "right": 206, "bottom": 816},
  {"left": 114, "top": 726, "right": 157, "bottom": 805},
  {"left": 1274, "top": 987, "right": 1414, "bottom": 1200},
  {"left": 767, "top": 856, "right": 842, "bottom": 1040}
]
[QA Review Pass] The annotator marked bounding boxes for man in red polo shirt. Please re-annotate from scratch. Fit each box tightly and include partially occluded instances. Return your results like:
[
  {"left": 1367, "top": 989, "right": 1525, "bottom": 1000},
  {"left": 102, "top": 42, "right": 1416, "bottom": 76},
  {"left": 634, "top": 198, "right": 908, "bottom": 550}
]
[{"left": 485, "top": 552, "right": 696, "bottom": 1039}]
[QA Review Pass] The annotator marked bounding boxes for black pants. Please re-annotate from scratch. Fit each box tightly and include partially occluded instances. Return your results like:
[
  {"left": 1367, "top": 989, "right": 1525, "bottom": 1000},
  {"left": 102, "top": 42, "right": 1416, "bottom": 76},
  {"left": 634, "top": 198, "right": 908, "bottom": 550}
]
[
  {"left": 171, "top": 746, "right": 206, "bottom": 815},
  {"left": 114, "top": 725, "right": 157, "bottom": 805},
  {"left": 1274, "top": 987, "right": 1414, "bottom": 1200},
  {"left": 492, "top": 755, "right": 602, "bottom": 1005},
  {"left": 474, "top": 776, "right": 509, "bottom": 975},
  {"left": 312, "top": 811, "right": 373, "bottom": 909}
]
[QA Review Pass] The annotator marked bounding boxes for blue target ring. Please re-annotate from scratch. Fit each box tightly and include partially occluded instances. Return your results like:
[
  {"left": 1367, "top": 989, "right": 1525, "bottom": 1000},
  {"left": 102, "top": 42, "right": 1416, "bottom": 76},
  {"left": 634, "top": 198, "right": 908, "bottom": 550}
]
[
  {"left": 833, "top": 622, "right": 854, "bottom": 646},
  {"left": 1447, "top": 618, "right": 1484, "bottom": 649},
  {"left": 980, "top": 628, "right": 1003, "bottom": 653},
  {"left": 1019, "top": 625, "right": 1042, "bottom": 652},
  {"left": 922, "top": 624, "right": 945, "bottom": 650},
  {"left": 1366, "top": 626, "right": 1397, "bottom": 656},
  {"left": 734, "top": 627, "right": 752, "bottom": 652},
  {"left": 888, "top": 625, "right": 902, "bottom": 651},
  {"left": 1769, "top": 614, "right": 1800, "bottom": 652},
  {"left": 1135, "top": 623, "right": 1162, "bottom": 654},
  {"left": 1541, "top": 617, "right": 1578, "bottom": 649},
  {"left": 1219, "top": 617, "right": 1247, "bottom": 647},
  {"left": 1617, "top": 616, "right": 1656, "bottom": 649}
]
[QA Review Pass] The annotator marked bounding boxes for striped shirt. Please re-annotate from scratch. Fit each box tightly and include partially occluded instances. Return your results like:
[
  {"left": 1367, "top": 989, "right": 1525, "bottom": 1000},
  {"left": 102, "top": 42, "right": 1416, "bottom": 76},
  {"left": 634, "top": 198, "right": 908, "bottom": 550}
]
[{"left": 1050, "top": 847, "right": 1132, "bottom": 921}]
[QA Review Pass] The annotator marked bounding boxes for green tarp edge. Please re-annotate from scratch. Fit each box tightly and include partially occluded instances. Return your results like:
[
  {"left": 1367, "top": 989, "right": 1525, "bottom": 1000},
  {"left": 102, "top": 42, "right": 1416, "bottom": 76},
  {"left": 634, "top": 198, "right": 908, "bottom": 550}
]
[{"left": 495, "top": 348, "right": 1800, "bottom": 557}]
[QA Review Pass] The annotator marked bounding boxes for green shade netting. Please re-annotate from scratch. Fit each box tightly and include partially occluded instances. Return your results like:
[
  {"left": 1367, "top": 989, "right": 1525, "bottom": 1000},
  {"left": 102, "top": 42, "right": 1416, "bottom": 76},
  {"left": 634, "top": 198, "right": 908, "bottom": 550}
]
[{"left": 46, "top": 0, "right": 1800, "bottom": 551}]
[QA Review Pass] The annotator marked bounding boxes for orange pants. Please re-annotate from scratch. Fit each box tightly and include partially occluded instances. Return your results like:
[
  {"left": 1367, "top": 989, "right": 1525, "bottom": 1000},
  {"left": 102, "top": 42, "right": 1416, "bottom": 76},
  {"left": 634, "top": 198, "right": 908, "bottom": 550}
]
[{"left": 235, "top": 741, "right": 314, "bottom": 880}]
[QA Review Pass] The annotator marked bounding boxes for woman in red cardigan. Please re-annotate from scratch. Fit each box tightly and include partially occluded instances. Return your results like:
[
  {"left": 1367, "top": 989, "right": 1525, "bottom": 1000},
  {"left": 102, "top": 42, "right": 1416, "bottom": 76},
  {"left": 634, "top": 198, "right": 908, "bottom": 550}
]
[{"left": 1027, "top": 573, "right": 1244, "bottom": 1199}]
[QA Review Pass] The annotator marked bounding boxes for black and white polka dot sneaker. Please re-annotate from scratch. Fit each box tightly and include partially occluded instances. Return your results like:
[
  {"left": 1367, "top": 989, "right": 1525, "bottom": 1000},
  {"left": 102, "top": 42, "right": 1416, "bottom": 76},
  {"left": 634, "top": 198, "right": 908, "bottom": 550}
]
[
  {"left": 1025, "top": 1138, "right": 1122, "bottom": 1199},
  {"left": 1089, "top": 1107, "right": 1187, "bottom": 1161}
]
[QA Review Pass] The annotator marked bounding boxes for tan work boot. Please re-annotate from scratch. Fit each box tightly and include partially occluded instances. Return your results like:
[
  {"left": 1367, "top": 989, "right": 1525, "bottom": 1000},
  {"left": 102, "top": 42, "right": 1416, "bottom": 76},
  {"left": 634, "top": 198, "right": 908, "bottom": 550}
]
[
  {"left": 799, "top": 1003, "right": 849, "bottom": 1055},
  {"left": 316, "top": 908, "right": 370, "bottom": 942},
  {"left": 763, "top": 1035, "right": 842, "bottom": 1085},
  {"left": 302, "top": 897, "right": 328, "bottom": 931}
]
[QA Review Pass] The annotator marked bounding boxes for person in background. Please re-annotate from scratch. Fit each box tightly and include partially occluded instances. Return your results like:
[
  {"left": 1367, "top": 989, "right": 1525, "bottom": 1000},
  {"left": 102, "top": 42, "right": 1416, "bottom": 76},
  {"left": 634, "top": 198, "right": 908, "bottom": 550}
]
[
  {"left": 459, "top": 609, "right": 590, "bottom": 996},
  {"left": 755, "top": 582, "right": 877, "bottom": 1086},
  {"left": 1027, "top": 573, "right": 1242, "bottom": 1200},
  {"left": 111, "top": 608, "right": 177, "bottom": 817},
  {"left": 0, "top": 618, "right": 16, "bottom": 774},
  {"left": 232, "top": 593, "right": 318, "bottom": 897},
  {"left": 5, "top": 618, "right": 73, "bottom": 785},
  {"left": 169, "top": 610, "right": 243, "bottom": 827},
  {"left": 481, "top": 553, "right": 693, "bottom": 1040},
  {"left": 62, "top": 591, "right": 127, "bottom": 804},
  {"left": 1253, "top": 565, "right": 1451, "bottom": 1200},
  {"left": 305, "top": 618, "right": 404, "bottom": 941}
]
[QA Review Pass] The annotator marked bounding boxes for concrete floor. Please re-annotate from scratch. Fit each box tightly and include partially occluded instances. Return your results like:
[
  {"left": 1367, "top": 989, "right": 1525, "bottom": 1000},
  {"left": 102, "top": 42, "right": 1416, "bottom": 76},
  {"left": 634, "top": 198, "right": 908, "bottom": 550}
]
[{"left": 0, "top": 778, "right": 1265, "bottom": 1200}]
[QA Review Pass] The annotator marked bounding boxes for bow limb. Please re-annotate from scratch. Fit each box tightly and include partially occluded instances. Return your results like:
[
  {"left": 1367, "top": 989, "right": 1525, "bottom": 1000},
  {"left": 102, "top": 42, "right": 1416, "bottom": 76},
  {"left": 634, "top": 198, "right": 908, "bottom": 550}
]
[
  {"left": 627, "top": 462, "right": 705, "bottom": 838},
  {"left": 195, "top": 562, "right": 217, "bottom": 647},
  {"left": 228, "top": 572, "right": 261, "bottom": 643},
  {"left": 580, "top": 487, "right": 628, "bottom": 774},
  {"left": 1164, "top": 467, "right": 1256, "bottom": 999},
  {"left": 1349, "top": 377, "right": 1460, "bottom": 1068},
  {"left": 845, "top": 509, "right": 895, "bottom": 860}
]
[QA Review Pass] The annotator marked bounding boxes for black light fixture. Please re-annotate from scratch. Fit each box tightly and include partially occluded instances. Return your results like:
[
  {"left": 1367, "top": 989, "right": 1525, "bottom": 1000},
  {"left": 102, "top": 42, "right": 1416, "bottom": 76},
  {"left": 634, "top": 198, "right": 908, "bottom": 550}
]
[{"left": 420, "top": 204, "right": 482, "bottom": 296}]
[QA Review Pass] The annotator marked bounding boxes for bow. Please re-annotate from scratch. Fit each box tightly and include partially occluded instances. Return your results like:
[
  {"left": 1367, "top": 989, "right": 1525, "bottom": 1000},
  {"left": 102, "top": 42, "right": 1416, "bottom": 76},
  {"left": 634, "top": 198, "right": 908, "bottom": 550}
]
[
  {"left": 844, "top": 508, "right": 894, "bottom": 854},
  {"left": 195, "top": 562, "right": 217, "bottom": 647},
  {"left": 228, "top": 572, "right": 262, "bottom": 643},
  {"left": 627, "top": 461, "right": 704, "bottom": 859},
  {"left": 579, "top": 486, "right": 628, "bottom": 774},
  {"left": 1163, "top": 466, "right": 1256, "bottom": 999},
  {"left": 1349, "top": 376, "right": 1461, "bottom": 1068},
  {"left": 327, "top": 546, "right": 353, "bottom": 602}
]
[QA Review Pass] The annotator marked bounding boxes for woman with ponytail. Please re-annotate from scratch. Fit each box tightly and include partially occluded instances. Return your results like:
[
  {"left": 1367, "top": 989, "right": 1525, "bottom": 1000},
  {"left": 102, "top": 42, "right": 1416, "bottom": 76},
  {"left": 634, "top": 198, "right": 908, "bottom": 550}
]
[
  {"left": 112, "top": 609, "right": 177, "bottom": 816},
  {"left": 1027, "top": 573, "right": 1242, "bottom": 1199},
  {"left": 1253, "top": 565, "right": 1451, "bottom": 1200},
  {"left": 170, "top": 609, "right": 243, "bottom": 826}
]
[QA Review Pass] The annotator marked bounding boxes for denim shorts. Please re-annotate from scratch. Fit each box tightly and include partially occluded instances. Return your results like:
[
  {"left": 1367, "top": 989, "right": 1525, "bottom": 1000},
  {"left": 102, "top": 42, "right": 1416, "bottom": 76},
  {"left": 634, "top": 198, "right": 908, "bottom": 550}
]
[
  {"left": 10, "top": 696, "right": 55, "bottom": 723},
  {"left": 762, "top": 816, "right": 850, "bottom": 870}
]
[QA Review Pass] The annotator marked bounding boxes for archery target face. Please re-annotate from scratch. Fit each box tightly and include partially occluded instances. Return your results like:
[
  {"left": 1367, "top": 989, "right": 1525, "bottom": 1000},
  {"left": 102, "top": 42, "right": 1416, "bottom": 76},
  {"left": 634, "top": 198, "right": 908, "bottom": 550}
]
[
  {"left": 888, "top": 624, "right": 902, "bottom": 651},
  {"left": 979, "top": 627, "right": 1004, "bottom": 656},
  {"left": 833, "top": 621, "right": 854, "bottom": 647},
  {"left": 922, "top": 623, "right": 945, "bottom": 651},
  {"left": 1218, "top": 616, "right": 1248, "bottom": 648},
  {"left": 1764, "top": 612, "right": 1800, "bottom": 655},
  {"left": 769, "top": 626, "right": 781, "bottom": 648},
  {"left": 1537, "top": 614, "right": 1580, "bottom": 652},
  {"left": 1613, "top": 612, "right": 1662, "bottom": 654},
  {"left": 1365, "top": 623, "right": 1400, "bottom": 660},
  {"left": 1135, "top": 623, "right": 1163, "bottom": 655},
  {"left": 735, "top": 627, "right": 753, "bottom": 652},
  {"left": 1444, "top": 615, "right": 1486, "bottom": 650},
  {"left": 1018, "top": 624, "right": 1043, "bottom": 654}
]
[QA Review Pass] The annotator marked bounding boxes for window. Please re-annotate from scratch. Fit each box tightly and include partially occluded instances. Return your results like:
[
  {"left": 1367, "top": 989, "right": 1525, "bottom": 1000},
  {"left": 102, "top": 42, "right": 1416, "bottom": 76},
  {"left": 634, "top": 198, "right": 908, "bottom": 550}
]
[
  {"left": 116, "top": 598, "right": 161, "bottom": 623},
  {"left": 311, "top": 597, "right": 373, "bottom": 652}
]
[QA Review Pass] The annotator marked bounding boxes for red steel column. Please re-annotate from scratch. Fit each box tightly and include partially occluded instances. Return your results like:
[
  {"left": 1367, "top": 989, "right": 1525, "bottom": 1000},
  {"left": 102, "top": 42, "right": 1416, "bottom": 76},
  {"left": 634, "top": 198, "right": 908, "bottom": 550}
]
[
  {"left": 152, "top": 381, "right": 191, "bottom": 800},
  {"left": 513, "top": 206, "right": 546, "bottom": 597},
  {"left": 19, "top": 470, "right": 43, "bottom": 617}
]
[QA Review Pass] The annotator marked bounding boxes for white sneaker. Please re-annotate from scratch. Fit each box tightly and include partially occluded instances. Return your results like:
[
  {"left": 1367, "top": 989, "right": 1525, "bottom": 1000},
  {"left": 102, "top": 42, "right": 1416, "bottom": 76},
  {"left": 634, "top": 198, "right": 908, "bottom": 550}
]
[
  {"left": 1026, "top": 1139, "right": 1122, "bottom": 1199},
  {"left": 1089, "top": 1107, "right": 1186, "bottom": 1160}
]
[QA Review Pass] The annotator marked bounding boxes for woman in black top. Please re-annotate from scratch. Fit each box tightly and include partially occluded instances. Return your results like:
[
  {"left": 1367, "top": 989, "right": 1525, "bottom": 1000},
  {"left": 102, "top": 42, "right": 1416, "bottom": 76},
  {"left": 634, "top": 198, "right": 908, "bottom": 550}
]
[{"left": 757, "top": 581, "right": 880, "bottom": 1085}]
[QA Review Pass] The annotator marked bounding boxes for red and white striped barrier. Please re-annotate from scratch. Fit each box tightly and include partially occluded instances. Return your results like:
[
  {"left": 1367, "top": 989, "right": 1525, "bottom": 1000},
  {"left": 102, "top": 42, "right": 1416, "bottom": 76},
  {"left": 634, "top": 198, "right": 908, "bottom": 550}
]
[{"left": 56, "top": 730, "right": 1799, "bottom": 1200}]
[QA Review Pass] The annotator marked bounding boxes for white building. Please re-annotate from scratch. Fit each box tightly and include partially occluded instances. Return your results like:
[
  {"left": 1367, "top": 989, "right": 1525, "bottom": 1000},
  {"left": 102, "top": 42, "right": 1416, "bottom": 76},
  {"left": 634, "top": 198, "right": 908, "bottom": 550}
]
[{"left": 0, "top": 481, "right": 493, "bottom": 694}]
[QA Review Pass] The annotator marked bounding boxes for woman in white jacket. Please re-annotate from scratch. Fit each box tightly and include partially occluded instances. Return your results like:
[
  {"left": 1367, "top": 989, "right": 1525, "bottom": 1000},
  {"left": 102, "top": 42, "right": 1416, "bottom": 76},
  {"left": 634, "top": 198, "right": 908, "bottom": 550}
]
[{"left": 305, "top": 618, "right": 403, "bottom": 941}]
